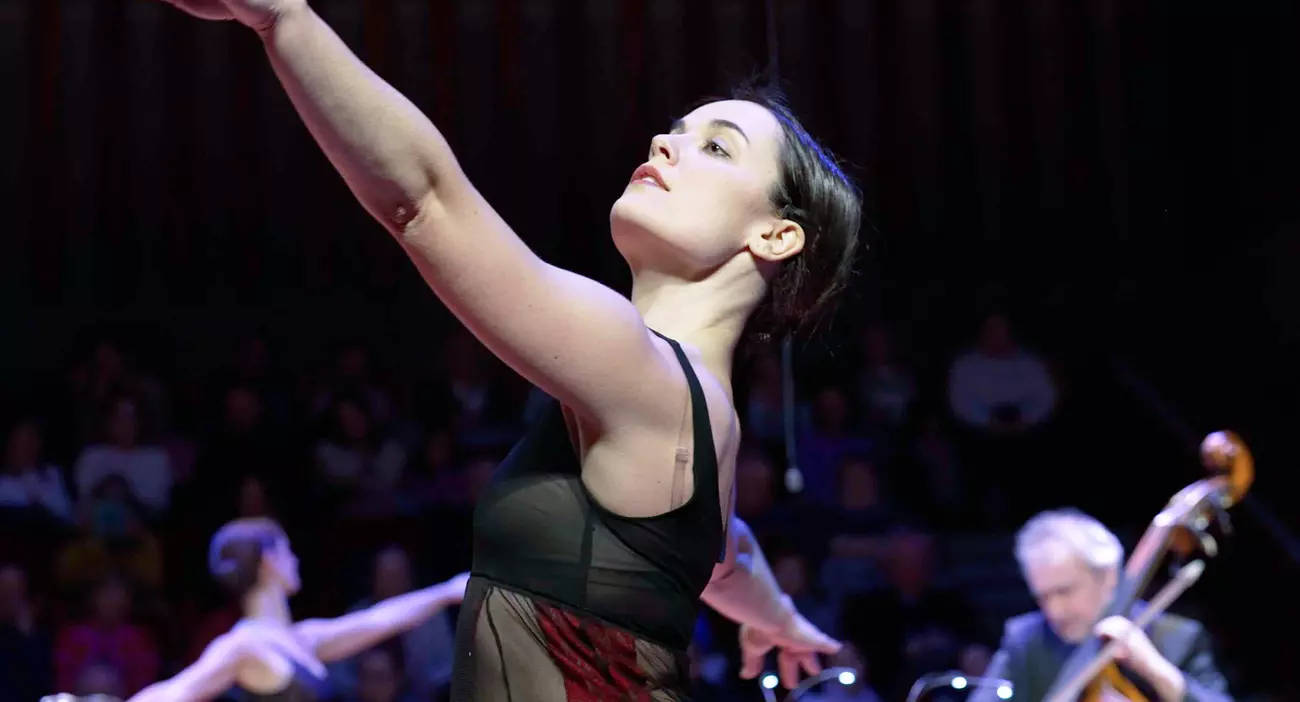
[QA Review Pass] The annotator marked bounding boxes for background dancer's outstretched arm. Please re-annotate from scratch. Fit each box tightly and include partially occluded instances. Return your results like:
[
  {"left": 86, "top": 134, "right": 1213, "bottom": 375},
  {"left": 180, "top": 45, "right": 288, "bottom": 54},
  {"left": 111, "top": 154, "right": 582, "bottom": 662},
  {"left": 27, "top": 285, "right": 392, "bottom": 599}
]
[
  {"left": 126, "top": 573, "right": 466, "bottom": 702},
  {"left": 126, "top": 632, "right": 249, "bottom": 702},
  {"left": 296, "top": 572, "right": 468, "bottom": 662}
]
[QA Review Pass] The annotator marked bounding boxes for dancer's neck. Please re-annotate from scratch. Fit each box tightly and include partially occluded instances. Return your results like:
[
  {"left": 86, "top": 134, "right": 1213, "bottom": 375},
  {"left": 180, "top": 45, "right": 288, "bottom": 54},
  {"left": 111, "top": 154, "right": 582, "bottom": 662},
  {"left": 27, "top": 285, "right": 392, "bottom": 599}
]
[
  {"left": 632, "top": 270, "right": 759, "bottom": 389},
  {"left": 243, "top": 586, "right": 293, "bottom": 626}
]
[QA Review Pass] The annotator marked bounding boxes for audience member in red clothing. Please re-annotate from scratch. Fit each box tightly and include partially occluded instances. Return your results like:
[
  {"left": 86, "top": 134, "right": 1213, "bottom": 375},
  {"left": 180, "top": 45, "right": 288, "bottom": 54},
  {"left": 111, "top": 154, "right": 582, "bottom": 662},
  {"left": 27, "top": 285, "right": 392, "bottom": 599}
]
[
  {"left": 54, "top": 573, "right": 159, "bottom": 696},
  {"left": 73, "top": 662, "right": 127, "bottom": 698}
]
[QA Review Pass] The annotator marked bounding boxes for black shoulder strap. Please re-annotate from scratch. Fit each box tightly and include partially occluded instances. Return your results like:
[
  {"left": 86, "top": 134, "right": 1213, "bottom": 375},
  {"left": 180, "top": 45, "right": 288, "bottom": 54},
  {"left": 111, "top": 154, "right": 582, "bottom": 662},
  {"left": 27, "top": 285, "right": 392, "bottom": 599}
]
[{"left": 651, "top": 330, "right": 726, "bottom": 561}]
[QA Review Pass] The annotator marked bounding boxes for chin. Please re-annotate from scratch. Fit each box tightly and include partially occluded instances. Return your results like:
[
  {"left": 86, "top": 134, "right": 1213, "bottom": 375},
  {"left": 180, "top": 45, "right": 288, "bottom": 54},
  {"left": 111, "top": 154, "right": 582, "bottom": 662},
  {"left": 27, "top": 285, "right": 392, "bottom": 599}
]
[
  {"left": 1057, "top": 627, "right": 1086, "bottom": 644},
  {"left": 609, "top": 201, "right": 661, "bottom": 262}
]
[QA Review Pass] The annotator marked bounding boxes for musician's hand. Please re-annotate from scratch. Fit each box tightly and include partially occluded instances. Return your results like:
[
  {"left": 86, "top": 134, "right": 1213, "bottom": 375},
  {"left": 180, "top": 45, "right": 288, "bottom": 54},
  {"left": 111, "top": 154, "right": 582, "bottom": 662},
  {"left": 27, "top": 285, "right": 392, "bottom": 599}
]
[
  {"left": 156, "top": 0, "right": 306, "bottom": 32},
  {"left": 738, "top": 612, "right": 842, "bottom": 689},
  {"left": 1094, "top": 616, "right": 1159, "bottom": 670},
  {"left": 1094, "top": 616, "right": 1186, "bottom": 702}
]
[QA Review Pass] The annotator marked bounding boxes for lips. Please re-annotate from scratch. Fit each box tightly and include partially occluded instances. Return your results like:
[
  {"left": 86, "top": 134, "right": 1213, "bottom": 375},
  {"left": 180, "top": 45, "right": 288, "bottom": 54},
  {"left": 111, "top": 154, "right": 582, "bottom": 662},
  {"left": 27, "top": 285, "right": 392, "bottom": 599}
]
[{"left": 630, "top": 163, "right": 669, "bottom": 191}]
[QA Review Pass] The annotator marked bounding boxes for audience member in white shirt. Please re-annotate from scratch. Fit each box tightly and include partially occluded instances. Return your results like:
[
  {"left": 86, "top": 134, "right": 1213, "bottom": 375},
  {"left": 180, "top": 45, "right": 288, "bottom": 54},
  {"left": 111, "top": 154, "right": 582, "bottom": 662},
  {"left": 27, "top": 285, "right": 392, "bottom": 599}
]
[
  {"left": 315, "top": 396, "right": 407, "bottom": 494},
  {"left": 73, "top": 398, "right": 173, "bottom": 513},
  {"left": 0, "top": 419, "right": 73, "bottom": 520},
  {"left": 948, "top": 314, "right": 1057, "bottom": 435}
]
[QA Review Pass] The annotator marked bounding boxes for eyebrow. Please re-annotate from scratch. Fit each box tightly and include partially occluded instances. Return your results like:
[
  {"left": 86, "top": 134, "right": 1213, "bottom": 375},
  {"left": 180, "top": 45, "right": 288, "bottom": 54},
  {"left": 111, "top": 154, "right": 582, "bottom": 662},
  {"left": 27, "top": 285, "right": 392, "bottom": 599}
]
[{"left": 670, "top": 118, "right": 750, "bottom": 144}]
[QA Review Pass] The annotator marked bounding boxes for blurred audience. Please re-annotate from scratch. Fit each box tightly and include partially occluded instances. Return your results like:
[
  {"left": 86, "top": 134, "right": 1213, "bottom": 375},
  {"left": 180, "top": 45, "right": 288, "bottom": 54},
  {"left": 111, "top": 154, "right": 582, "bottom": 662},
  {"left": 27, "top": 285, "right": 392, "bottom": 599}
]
[
  {"left": 0, "top": 420, "right": 72, "bottom": 522},
  {"left": 72, "top": 397, "right": 173, "bottom": 514},
  {"left": 0, "top": 563, "right": 53, "bottom": 702},
  {"left": 854, "top": 325, "right": 915, "bottom": 432},
  {"left": 842, "top": 529, "right": 988, "bottom": 700},
  {"left": 330, "top": 546, "right": 455, "bottom": 700},
  {"left": 53, "top": 573, "right": 158, "bottom": 696}
]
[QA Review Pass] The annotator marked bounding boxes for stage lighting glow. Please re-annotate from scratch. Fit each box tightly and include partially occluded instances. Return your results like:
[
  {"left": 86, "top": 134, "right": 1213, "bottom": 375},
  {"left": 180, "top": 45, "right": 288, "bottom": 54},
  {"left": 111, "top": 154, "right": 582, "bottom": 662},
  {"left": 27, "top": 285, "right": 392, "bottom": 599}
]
[
  {"left": 952, "top": 676, "right": 968, "bottom": 689},
  {"left": 997, "top": 684, "right": 1014, "bottom": 699},
  {"left": 838, "top": 670, "right": 856, "bottom": 686},
  {"left": 761, "top": 673, "right": 779, "bottom": 690}
]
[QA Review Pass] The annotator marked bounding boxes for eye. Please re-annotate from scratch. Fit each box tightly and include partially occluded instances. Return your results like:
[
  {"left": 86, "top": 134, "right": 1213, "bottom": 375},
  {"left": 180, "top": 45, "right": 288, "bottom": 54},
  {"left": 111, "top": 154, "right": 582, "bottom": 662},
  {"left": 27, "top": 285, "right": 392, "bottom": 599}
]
[{"left": 704, "top": 139, "right": 731, "bottom": 159}]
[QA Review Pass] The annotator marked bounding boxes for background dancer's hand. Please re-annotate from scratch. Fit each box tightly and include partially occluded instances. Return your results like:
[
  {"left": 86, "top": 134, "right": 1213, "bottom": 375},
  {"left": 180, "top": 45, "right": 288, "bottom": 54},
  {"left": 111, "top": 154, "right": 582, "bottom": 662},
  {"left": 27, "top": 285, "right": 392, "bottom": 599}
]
[
  {"left": 156, "top": 0, "right": 306, "bottom": 32},
  {"left": 738, "top": 609, "right": 843, "bottom": 689}
]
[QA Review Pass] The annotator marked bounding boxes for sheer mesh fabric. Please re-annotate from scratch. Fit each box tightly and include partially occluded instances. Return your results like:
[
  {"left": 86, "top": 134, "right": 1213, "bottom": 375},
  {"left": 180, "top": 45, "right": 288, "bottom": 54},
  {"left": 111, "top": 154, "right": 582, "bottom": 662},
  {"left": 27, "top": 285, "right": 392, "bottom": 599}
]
[
  {"left": 449, "top": 333, "right": 724, "bottom": 702},
  {"left": 451, "top": 580, "right": 692, "bottom": 701}
]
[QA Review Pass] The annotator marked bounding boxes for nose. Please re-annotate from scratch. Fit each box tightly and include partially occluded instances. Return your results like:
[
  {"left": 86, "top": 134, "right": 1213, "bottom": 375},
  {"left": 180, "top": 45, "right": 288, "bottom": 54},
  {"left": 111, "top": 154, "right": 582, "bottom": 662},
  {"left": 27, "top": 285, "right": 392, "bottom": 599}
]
[
  {"left": 650, "top": 133, "right": 678, "bottom": 165},
  {"left": 1041, "top": 597, "right": 1068, "bottom": 623}
]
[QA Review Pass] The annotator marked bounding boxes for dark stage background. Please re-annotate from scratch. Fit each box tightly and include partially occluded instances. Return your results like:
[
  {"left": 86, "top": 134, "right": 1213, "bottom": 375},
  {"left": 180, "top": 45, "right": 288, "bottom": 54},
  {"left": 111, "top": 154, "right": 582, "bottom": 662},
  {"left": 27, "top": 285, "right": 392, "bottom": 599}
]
[{"left": 1, "top": 0, "right": 1298, "bottom": 699}]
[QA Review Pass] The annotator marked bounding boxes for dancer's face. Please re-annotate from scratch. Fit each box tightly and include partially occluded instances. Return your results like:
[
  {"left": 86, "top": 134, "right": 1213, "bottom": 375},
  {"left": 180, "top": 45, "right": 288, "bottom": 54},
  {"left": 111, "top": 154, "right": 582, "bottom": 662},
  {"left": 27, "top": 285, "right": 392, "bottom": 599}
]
[
  {"left": 610, "top": 99, "right": 804, "bottom": 277},
  {"left": 265, "top": 536, "right": 302, "bottom": 594}
]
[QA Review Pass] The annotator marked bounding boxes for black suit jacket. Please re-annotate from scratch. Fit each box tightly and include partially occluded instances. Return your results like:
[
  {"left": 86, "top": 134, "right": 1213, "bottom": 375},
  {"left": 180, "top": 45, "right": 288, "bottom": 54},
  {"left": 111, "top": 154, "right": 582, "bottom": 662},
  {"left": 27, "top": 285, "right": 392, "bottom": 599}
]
[{"left": 968, "top": 610, "right": 1231, "bottom": 702}]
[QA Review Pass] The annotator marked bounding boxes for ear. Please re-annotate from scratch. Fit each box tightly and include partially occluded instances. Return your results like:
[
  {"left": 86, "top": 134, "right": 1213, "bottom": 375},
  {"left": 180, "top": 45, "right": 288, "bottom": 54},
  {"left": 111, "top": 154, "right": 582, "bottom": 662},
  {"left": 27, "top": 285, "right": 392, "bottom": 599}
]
[
  {"left": 748, "top": 218, "right": 805, "bottom": 263},
  {"left": 259, "top": 551, "right": 276, "bottom": 580}
]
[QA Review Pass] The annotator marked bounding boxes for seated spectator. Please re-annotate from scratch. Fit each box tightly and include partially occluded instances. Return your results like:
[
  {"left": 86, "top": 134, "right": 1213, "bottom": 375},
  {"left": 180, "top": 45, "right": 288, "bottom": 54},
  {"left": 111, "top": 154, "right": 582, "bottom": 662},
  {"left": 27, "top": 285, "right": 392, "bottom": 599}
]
[
  {"left": 842, "top": 528, "right": 988, "bottom": 700},
  {"left": 402, "top": 428, "right": 468, "bottom": 509},
  {"left": 60, "top": 339, "right": 170, "bottom": 454},
  {"left": 732, "top": 445, "right": 793, "bottom": 542},
  {"left": 947, "top": 313, "right": 1056, "bottom": 436},
  {"left": 312, "top": 342, "right": 396, "bottom": 429},
  {"left": 741, "top": 351, "right": 791, "bottom": 444},
  {"left": 315, "top": 394, "right": 408, "bottom": 515},
  {"left": 412, "top": 330, "right": 521, "bottom": 449},
  {"left": 194, "top": 385, "right": 304, "bottom": 488},
  {"left": 0, "top": 418, "right": 73, "bottom": 522},
  {"left": 815, "top": 456, "right": 898, "bottom": 597},
  {"left": 0, "top": 563, "right": 54, "bottom": 702},
  {"left": 56, "top": 475, "right": 164, "bottom": 594},
  {"left": 798, "top": 386, "right": 873, "bottom": 504},
  {"left": 330, "top": 546, "right": 455, "bottom": 700},
  {"left": 854, "top": 324, "right": 915, "bottom": 431},
  {"left": 899, "top": 412, "right": 967, "bottom": 525},
  {"left": 352, "top": 643, "right": 419, "bottom": 702},
  {"left": 54, "top": 573, "right": 159, "bottom": 697},
  {"left": 72, "top": 662, "right": 126, "bottom": 699},
  {"left": 73, "top": 397, "right": 173, "bottom": 514}
]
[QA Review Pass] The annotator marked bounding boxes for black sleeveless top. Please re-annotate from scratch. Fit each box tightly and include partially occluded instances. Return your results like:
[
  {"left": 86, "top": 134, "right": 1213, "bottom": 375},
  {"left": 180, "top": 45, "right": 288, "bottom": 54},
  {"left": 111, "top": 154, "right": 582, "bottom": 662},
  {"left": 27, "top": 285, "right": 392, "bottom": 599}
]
[{"left": 449, "top": 332, "right": 726, "bottom": 701}]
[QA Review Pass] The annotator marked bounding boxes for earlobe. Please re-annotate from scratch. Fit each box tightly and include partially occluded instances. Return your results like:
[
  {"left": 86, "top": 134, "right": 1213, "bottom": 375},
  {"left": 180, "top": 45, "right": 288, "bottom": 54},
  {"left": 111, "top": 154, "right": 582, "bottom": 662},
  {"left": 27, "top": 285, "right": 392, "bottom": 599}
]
[{"left": 751, "top": 219, "right": 805, "bottom": 263}]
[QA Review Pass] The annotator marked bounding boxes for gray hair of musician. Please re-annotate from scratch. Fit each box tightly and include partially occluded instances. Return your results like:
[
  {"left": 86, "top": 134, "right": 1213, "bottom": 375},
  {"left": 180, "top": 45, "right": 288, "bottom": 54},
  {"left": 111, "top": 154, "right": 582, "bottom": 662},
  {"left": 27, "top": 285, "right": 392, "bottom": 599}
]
[{"left": 1014, "top": 509, "right": 1124, "bottom": 574}]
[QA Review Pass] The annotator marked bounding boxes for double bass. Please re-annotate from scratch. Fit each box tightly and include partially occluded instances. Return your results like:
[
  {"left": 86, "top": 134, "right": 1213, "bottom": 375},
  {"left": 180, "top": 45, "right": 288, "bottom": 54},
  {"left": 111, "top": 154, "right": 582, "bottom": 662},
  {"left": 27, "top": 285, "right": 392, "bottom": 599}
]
[{"left": 1043, "top": 431, "right": 1254, "bottom": 701}]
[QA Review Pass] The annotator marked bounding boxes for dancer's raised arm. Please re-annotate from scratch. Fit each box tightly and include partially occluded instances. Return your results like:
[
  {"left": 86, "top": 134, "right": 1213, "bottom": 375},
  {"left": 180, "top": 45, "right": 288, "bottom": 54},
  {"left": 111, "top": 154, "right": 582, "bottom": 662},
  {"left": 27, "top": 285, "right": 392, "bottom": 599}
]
[{"left": 159, "top": 0, "right": 683, "bottom": 426}]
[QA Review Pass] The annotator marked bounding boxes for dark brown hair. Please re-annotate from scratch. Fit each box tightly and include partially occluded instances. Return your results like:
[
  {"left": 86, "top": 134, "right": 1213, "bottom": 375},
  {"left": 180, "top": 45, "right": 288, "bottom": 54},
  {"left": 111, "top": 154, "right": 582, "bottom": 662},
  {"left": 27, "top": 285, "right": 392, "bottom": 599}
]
[
  {"left": 698, "top": 81, "right": 864, "bottom": 343},
  {"left": 207, "top": 518, "right": 286, "bottom": 600}
]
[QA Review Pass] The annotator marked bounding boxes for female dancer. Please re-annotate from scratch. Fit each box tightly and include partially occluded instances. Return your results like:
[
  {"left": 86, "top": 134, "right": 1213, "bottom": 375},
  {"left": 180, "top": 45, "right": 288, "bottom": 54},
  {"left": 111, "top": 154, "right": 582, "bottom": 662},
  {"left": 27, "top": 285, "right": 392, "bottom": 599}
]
[
  {"left": 126, "top": 519, "right": 467, "bottom": 701},
  {"left": 157, "top": 0, "right": 859, "bottom": 698}
]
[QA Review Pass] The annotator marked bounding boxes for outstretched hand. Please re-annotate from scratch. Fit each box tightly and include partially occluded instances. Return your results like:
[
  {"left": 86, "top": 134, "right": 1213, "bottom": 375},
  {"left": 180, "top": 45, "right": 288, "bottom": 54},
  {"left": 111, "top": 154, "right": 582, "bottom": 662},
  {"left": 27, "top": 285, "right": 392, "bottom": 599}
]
[
  {"left": 739, "top": 612, "right": 842, "bottom": 689},
  {"left": 437, "top": 572, "right": 471, "bottom": 607},
  {"left": 156, "top": 0, "right": 306, "bottom": 32}
]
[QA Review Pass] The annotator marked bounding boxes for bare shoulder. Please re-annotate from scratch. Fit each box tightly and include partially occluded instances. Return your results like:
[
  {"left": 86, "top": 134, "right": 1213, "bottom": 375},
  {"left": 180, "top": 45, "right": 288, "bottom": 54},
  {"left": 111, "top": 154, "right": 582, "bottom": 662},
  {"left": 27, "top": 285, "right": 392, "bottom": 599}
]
[{"left": 578, "top": 335, "right": 739, "bottom": 517}]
